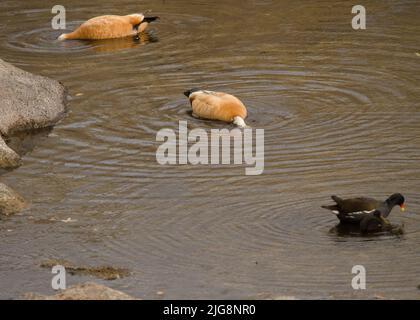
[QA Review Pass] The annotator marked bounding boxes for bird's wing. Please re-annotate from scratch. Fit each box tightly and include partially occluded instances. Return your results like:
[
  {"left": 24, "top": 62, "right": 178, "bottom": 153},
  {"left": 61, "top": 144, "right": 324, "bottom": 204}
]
[
  {"left": 191, "top": 94, "right": 221, "bottom": 120},
  {"left": 83, "top": 15, "right": 124, "bottom": 26},
  {"left": 339, "top": 197, "right": 380, "bottom": 214}
]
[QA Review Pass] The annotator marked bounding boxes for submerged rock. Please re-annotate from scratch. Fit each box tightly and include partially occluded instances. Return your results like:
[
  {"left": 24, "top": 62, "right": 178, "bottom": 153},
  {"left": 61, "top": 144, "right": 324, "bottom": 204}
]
[
  {"left": 0, "top": 138, "right": 21, "bottom": 169},
  {"left": 0, "top": 182, "right": 27, "bottom": 216},
  {"left": 24, "top": 282, "right": 136, "bottom": 300},
  {"left": 0, "top": 58, "right": 67, "bottom": 169},
  {"left": 40, "top": 259, "right": 130, "bottom": 280}
]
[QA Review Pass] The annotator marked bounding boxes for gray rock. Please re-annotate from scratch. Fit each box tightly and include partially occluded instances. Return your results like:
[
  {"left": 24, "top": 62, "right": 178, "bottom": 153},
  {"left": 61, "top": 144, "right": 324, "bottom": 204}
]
[
  {"left": 24, "top": 282, "right": 137, "bottom": 300},
  {"left": 0, "top": 182, "right": 27, "bottom": 216},
  {"left": 0, "top": 58, "right": 67, "bottom": 169}
]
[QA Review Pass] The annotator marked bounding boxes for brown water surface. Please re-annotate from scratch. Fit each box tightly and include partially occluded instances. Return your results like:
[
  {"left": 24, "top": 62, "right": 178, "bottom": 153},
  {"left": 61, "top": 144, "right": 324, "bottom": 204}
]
[{"left": 0, "top": 0, "right": 419, "bottom": 299}]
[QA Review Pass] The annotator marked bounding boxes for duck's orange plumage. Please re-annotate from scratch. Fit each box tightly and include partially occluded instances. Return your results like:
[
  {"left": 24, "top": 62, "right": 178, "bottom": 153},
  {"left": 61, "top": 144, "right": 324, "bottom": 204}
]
[
  {"left": 58, "top": 14, "right": 159, "bottom": 40},
  {"left": 184, "top": 89, "right": 248, "bottom": 127}
]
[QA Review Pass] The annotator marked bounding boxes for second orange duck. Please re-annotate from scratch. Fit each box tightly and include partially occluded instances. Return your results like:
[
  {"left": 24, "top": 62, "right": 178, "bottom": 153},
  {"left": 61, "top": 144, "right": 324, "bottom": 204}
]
[{"left": 58, "top": 13, "right": 159, "bottom": 40}]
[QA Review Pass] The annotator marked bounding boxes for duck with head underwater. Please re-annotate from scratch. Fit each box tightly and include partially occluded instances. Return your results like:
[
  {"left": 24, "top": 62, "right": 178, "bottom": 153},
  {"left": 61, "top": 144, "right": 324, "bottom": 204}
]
[
  {"left": 184, "top": 88, "right": 249, "bottom": 128},
  {"left": 58, "top": 13, "right": 159, "bottom": 40}
]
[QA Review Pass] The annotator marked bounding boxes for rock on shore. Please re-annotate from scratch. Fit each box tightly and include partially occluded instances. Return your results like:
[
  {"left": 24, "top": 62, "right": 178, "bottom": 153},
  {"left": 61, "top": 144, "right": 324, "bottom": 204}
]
[
  {"left": 24, "top": 282, "right": 137, "bottom": 300},
  {"left": 0, "top": 58, "right": 67, "bottom": 169}
]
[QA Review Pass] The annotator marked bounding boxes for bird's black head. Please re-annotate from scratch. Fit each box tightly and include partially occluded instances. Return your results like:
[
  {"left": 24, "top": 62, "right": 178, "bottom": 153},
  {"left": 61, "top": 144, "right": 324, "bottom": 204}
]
[
  {"left": 387, "top": 193, "right": 405, "bottom": 211},
  {"left": 183, "top": 88, "right": 201, "bottom": 97}
]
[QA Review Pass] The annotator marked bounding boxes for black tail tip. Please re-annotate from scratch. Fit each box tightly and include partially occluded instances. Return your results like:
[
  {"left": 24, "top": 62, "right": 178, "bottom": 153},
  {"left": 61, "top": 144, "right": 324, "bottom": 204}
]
[
  {"left": 331, "top": 195, "right": 341, "bottom": 202},
  {"left": 144, "top": 16, "right": 160, "bottom": 23},
  {"left": 183, "top": 88, "right": 200, "bottom": 97}
]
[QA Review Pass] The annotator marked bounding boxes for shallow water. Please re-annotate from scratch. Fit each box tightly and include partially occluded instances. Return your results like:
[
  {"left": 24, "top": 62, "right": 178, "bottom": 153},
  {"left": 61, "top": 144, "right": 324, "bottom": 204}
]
[{"left": 0, "top": 0, "right": 419, "bottom": 299}]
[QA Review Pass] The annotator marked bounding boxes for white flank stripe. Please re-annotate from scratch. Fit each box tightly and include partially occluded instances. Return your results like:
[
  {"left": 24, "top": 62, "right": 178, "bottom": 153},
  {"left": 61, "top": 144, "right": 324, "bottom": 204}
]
[{"left": 349, "top": 209, "right": 376, "bottom": 216}]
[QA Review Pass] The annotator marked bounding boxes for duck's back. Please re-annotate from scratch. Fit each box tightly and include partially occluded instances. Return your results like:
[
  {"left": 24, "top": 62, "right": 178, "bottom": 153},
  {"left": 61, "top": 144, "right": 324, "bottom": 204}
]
[
  {"left": 73, "top": 15, "right": 136, "bottom": 39},
  {"left": 191, "top": 91, "right": 247, "bottom": 122}
]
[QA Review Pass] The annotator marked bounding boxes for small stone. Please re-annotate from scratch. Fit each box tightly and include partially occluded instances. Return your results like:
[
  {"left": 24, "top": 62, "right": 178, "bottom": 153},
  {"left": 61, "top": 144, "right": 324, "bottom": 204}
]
[{"left": 274, "top": 295, "right": 296, "bottom": 300}]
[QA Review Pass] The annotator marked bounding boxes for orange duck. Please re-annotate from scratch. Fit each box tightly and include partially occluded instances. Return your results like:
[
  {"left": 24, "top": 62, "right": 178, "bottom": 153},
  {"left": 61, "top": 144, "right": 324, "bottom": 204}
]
[
  {"left": 184, "top": 89, "right": 248, "bottom": 128},
  {"left": 58, "top": 13, "right": 159, "bottom": 40}
]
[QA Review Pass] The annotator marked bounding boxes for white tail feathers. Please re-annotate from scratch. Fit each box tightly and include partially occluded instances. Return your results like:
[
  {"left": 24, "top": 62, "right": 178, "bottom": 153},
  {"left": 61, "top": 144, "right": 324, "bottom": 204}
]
[{"left": 233, "top": 116, "right": 249, "bottom": 128}]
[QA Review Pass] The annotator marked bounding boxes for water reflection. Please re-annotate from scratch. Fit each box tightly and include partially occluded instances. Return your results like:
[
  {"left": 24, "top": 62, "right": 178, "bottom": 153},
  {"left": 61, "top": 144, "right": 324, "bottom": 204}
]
[
  {"left": 329, "top": 223, "right": 405, "bottom": 238},
  {"left": 4, "top": 128, "right": 53, "bottom": 158},
  {"left": 60, "top": 32, "right": 159, "bottom": 53}
]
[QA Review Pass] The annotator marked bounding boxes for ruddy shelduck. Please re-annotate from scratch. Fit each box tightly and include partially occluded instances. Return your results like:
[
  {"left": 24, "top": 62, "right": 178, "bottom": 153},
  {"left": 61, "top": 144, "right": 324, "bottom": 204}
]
[
  {"left": 58, "top": 13, "right": 159, "bottom": 40},
  {"left": 184, "top": 89, "right": 248, "bottom": 128}
]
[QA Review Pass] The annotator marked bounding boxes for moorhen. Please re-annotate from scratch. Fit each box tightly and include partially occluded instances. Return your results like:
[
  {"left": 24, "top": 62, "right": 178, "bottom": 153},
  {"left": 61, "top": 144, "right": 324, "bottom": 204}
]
[{"left": 322, "top": 193, "right": 405, "bottom": 224}]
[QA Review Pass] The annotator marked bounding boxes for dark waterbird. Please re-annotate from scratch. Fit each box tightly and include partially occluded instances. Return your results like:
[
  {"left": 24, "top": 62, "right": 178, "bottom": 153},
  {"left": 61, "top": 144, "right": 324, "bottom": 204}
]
[{"left": 322, "top": 193, "right": 405, "bottom": 233}]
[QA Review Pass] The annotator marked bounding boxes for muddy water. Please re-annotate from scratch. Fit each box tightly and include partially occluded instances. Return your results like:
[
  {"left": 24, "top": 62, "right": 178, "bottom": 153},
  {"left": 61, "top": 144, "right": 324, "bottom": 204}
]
[{"left": 0, "top": 0, "right": 419, "bottom": 299}]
